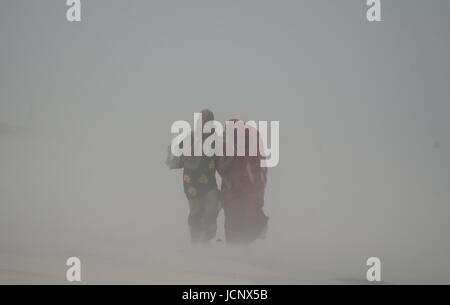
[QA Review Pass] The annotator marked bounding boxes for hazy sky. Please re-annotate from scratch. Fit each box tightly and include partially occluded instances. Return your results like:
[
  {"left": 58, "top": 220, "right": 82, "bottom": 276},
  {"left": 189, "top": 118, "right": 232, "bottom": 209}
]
[{"left": 1, "top": 0, "right": 450, "bottom": 284}]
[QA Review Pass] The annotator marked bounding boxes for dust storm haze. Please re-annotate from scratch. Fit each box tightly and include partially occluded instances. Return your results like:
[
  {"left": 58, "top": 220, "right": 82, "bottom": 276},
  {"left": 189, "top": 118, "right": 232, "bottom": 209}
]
[{"left": 1, "top": 0, "right": 450, "bottom": 284}]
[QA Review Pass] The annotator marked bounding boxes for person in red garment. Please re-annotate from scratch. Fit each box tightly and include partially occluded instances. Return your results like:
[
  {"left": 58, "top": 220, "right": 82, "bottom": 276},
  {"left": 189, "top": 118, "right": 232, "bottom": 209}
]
[{"left": 218, "top": 119, "right": 269, "bottom": 245}]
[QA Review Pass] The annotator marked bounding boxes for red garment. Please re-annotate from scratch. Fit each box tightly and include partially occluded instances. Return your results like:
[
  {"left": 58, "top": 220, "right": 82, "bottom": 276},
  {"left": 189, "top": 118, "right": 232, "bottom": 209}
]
[{"left": 218, "top": 120, "right": 268, "bottom": 244}]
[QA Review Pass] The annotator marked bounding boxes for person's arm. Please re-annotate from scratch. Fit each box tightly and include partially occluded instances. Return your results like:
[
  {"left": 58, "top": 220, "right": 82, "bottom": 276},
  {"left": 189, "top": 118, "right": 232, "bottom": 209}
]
[{"left": 165, "top": 144, "right": 183, "bottom": 169}]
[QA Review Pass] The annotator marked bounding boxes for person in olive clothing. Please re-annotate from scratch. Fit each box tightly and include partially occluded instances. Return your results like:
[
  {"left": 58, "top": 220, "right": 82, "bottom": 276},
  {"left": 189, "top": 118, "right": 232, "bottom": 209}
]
[{"left": 167, "top": 109, "right": 221, "bottom": 244}]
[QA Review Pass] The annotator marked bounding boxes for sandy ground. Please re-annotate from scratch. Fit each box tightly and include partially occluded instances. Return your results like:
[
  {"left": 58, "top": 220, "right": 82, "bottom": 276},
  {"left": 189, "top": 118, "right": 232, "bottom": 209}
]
[
  {"left": 0, "top": 208, "right": 386, "bottom": 285},
  {"left": 0, "top": 241, "right": 372, "bottom": 285}
]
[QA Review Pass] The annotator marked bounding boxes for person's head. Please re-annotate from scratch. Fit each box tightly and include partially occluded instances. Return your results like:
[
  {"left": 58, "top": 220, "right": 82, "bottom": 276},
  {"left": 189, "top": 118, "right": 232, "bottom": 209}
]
[
  {"left": 201, "top": 109, "right": 214, "bottom": 126},
  {"left": 194, "top": 109, "right": 214, "bottom": 133}
]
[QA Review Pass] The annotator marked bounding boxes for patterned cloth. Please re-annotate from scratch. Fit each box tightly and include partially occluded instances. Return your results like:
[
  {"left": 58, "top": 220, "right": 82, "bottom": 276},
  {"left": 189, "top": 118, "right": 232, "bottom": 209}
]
[{"left": 182, "top": 156, "right": 218, "bottom": 199}]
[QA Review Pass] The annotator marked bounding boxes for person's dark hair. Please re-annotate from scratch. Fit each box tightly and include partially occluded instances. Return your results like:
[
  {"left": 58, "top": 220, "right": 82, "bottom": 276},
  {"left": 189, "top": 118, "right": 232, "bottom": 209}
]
[{"left": 201, "top": 109, "right": 214, "bottom": 123}]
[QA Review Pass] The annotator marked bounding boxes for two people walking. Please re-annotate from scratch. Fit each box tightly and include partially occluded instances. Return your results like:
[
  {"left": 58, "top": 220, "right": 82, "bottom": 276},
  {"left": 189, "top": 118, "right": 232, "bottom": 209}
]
[{"left": 166, "top": 110, "right": 268, "bottom": 246}]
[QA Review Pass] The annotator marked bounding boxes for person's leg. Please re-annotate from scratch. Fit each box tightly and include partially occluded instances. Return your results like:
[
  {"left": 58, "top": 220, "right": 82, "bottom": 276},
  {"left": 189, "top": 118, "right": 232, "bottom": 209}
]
[
  {"left": 187, "top": 197, "right": 204, "bottom": 243},
  {"left": 223, "top": 198, "right": 247, "bottom": 245},
  {"left": 201, "top": 189, "right": 221, "bottom": 243},
  {"left": 226, "top": 196, "right": 268, "bottom": 245}
]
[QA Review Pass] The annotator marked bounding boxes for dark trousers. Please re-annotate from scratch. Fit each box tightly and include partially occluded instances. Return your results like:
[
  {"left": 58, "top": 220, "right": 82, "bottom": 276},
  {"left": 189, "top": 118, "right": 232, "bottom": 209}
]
[{"left": 187, "top": 189, "right": 221, "bottom": 243}]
